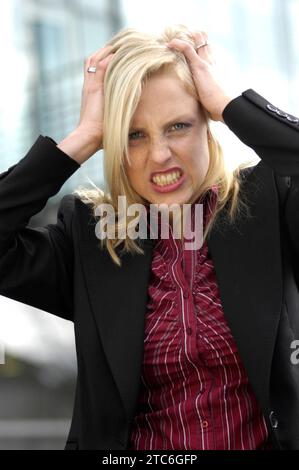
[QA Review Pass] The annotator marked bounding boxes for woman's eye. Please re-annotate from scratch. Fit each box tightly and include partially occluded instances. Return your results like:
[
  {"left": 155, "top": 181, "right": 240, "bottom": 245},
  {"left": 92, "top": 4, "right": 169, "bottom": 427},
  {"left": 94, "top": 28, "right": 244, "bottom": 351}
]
[
  {"left": 171, "top": 122, "right": 190, "bottom": 131},
  {"left": 128, "top": 122, "right": 191, "bottom": 141},
  {"left": 129, "top": 131, "right": 143, "bottom": 141}
]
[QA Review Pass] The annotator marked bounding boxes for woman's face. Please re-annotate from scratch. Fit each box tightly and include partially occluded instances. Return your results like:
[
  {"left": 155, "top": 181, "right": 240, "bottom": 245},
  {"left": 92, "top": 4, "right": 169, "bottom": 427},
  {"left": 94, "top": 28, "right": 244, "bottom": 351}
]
[{"left": 124, "top": 70, "right": 210, "bottom": 206}]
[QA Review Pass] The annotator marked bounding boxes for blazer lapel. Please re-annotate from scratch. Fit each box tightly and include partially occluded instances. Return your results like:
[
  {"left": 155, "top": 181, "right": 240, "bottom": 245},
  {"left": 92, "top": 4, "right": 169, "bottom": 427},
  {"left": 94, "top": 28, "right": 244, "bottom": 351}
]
[
  {"left": 78, "top": 203, "right": 154, "bottom": 422},
  {"left": 207, "top": 161, "right": 282, "bottom": 410}
]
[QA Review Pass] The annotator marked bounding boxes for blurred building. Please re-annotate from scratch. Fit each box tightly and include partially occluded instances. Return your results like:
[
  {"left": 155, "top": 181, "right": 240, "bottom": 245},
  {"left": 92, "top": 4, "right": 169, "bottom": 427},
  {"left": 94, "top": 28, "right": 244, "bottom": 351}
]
[{"left": 0, "top": 0, "right": 123, "bottom": 199}]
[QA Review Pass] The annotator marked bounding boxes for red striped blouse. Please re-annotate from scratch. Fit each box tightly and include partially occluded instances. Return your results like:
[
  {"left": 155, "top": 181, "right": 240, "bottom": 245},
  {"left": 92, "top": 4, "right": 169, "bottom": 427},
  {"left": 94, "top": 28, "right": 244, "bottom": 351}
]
[{"left": 128, "top": 189, "right": 270, "bottom": 450}]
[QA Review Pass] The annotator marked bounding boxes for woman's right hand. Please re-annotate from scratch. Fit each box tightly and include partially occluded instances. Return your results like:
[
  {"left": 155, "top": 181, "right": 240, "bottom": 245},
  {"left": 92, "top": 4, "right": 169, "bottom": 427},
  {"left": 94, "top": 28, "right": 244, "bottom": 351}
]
[{"left": 77, "top": 45, "right": 114, "bottom": 150}]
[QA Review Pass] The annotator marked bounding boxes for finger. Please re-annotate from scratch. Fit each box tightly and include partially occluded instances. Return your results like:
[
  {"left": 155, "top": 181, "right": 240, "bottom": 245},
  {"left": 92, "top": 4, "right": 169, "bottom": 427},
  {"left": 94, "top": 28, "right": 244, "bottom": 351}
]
[
  {"left": 88, "top": 44, "right": 114, "bottom": 61},
  {"left": 191, "top": 30, "right": 209, "bottom": 42},
  {"left": 84, "top": 45, "right": 113, "bottom": 77},
  {"left": 191, "top": 31, "right": 213, "bottom": 57},
  {"left": 167, "top": 36, "right": 214, "bottom": 68},
  {"left": 166, "top": 38, "right": 205, "bottom": 73},
  {"left": 84, "top": 48, "right": 114, "bottom": 88}
]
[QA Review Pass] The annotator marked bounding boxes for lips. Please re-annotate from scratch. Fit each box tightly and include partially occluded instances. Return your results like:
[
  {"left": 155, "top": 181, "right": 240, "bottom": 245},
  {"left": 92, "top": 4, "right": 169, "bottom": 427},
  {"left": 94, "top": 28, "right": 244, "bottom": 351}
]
[
  {"left": 151, "top": 169, "right": 186, "bottom": 193},
  {"left": 150, "top": 166, "right": 183, "bottom": 182}
]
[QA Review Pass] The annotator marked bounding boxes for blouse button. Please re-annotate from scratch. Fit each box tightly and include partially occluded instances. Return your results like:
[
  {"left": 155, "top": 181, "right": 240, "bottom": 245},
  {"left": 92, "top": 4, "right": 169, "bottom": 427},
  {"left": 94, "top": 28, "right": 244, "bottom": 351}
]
[
  {"left": 186, "top": 327, "right": 193, "bottom": 335},
  {"left": 201, "top": 420, "right": 209, "bottom": 429},
  {"left": 183, "top": 291, "right": 190, "bottom": 299}
]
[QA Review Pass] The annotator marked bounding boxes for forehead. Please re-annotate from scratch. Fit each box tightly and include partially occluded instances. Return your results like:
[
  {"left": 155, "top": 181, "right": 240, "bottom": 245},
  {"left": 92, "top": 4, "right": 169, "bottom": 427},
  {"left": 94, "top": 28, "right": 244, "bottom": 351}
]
[{"left": 131, "top": 73, "right": 200, "bottom": 125}]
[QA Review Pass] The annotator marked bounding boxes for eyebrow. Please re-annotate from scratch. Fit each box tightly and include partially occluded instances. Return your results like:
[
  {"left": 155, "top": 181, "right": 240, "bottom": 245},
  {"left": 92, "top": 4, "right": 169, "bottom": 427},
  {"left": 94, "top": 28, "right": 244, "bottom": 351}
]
[{"left": 129, "top": 115, "right": 196, "bottom": 132}]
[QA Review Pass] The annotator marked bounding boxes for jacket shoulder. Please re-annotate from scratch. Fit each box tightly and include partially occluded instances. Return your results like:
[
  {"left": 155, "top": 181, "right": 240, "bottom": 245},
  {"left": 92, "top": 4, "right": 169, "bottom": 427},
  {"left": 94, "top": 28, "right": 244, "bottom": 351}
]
[
  {"left": 59, "top": 192, "right": 98, "bottom": 232},
  {"left": 59, "top": 193, "right": 93, "bottom": 214},
  {"left": 238, "top": 163, "right": 258, "bottom": 181},
  {"left": 56, "top": 193, "right": 91, "bottom": 236}
]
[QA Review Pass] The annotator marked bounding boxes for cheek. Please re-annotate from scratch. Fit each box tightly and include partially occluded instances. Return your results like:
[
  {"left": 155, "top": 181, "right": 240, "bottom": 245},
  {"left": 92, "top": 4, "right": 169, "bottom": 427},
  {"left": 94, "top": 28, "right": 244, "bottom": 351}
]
[
  {"left": 126, "top": 148, "right": 148, "bottom": 176},
  {"left": 187, "top": 143, "right": 210, "bottom": 184},
  {"left": 189, "top": 142, "right": 209, "bottom": 169},
  {"left": 125, "top": 159, "right": 145, "bottom": 192},
  {"left": 201, "top": 151, "right": 210, "bottom": 173}
]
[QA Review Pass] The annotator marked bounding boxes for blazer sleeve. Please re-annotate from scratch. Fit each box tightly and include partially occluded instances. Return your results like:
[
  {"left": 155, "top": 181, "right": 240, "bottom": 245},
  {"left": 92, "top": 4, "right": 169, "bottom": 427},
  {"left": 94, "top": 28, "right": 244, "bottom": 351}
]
[
  {"left": 0, "top": 135, "right": 81, "bottom": 321},
  {"left": 222, "top": 89, "right": 299, "bottom": 283}
]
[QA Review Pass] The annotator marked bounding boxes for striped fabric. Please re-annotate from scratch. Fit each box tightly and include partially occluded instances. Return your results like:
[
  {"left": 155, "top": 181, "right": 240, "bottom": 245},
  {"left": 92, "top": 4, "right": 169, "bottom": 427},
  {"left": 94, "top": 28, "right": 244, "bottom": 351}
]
[{"left": 128, "top": 189, "right": 270, "bottom": 450}]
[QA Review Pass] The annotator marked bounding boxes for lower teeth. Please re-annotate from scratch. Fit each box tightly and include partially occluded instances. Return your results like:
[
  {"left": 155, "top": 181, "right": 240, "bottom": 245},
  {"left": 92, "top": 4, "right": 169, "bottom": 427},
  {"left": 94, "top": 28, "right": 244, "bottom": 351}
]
[
  {"left": 154, "top": 177, "right": 180, "bottom": 187},
  {"left": 157, "top": 182, "right": 176, "bottom": 187}
]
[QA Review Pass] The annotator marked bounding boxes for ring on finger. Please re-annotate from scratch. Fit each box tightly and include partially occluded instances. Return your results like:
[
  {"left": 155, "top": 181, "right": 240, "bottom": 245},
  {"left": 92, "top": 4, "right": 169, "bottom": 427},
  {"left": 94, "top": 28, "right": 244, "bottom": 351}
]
[
  {"left": 87, "top": 66, "right": 97, "bottom": 73},
  {"left": 195, "top": 41, "right": 209, "bottom": 51}
]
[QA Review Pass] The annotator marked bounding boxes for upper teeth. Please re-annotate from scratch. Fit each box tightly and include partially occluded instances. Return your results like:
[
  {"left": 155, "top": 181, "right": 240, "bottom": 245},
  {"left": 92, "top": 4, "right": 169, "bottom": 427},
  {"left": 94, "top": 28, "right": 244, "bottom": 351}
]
[{"left": 152, "top": 171, "right": 181, "bottom": 186}]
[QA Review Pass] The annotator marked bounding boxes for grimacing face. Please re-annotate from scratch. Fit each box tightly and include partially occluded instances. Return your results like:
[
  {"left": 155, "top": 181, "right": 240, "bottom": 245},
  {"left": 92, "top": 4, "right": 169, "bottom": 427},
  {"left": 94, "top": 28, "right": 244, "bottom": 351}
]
[{"left": 124, "top": 70, "right": 210, "bottom": 207}]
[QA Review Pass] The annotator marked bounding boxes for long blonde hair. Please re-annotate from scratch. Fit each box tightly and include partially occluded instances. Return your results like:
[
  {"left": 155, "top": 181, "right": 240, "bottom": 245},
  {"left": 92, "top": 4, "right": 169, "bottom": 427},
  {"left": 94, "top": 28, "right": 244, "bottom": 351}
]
[{"left": 74, "top": 24, "right": 254, "bottom": 266}]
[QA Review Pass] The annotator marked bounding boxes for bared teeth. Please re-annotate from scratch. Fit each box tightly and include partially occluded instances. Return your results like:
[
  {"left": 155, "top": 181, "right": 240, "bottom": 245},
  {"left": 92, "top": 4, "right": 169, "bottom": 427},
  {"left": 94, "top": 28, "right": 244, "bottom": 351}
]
[{"left": 152, "top": 171, "right": 181, "bottom": 186}]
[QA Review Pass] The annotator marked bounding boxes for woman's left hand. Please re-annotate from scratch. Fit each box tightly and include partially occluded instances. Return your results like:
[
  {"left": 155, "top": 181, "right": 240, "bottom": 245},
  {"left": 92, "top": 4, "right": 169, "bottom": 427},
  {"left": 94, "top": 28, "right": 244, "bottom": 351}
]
[{"left": 166, "top": 31, "right": 234, "bottom": 122}]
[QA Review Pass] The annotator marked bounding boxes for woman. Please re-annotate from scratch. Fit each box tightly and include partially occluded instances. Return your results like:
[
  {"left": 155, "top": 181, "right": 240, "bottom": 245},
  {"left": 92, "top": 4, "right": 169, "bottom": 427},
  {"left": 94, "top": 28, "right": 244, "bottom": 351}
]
[{"left": 0, "top": 24, "right": 298, "bottom": 450}]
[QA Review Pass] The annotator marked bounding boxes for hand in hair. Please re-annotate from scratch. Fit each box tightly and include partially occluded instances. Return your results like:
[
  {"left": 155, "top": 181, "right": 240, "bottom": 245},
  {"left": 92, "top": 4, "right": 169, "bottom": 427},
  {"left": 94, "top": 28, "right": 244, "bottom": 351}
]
[
  {"left": 58, "top": 45, "right": 114, "bottom": 164},
  {"left": 78, "top": 45, "right": 115, "bottom": 147},
  {"left": 166, "top": 31, "right": 233, "bottom": 122}
]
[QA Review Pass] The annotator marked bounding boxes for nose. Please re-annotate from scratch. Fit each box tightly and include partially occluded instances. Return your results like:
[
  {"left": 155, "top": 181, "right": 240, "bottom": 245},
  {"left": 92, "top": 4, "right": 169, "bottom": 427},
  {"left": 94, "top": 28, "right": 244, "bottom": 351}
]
[{"left": 149, "top": 136, "right": 172, "bottom": 165}]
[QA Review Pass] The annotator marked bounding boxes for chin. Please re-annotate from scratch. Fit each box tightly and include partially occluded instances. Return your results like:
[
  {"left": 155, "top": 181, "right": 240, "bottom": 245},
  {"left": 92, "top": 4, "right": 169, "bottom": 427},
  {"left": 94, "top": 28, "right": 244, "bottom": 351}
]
[{"left": 151, "top": 193, "right": 192, "bottom": 207}]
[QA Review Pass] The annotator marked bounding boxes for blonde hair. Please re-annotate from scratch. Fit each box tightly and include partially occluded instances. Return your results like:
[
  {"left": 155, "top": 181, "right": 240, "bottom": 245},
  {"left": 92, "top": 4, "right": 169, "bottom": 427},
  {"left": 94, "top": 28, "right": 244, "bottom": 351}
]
[{"left": 74, "top": 24, "right": 254, "bottom": 266}]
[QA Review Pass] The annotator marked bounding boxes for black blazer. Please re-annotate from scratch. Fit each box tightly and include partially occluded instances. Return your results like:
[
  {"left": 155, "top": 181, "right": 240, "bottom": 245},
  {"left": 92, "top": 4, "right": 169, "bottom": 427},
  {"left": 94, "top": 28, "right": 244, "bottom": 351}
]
[{"left": 1, "top": 89, "right": 299, "bottom": 450}]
